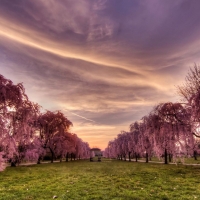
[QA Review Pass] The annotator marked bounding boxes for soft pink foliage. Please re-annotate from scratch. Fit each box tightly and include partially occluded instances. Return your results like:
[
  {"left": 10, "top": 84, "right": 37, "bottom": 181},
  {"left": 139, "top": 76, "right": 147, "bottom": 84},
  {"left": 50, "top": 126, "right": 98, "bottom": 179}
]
[
  {"left": 75, "top": 137, "right": 90, "bottom": 159},
  {"left": 36, "top": 110, "right": 73, "bottom": 162},
  {"left": 0, "top": 74, "right": 40, "bottom": 167},
  {"left": 152, "top": 102, "right": 193, "bottom": 160},
  {"left": 0, "top": 152, "right": 5, "bottom": 171},
  {"left": 104, "top": 102, "right": 195, "bottom": 164},
  {"left": 178, "top": 65, "right": 200, "bottom": 139},
  {"left": 0, "top": 74, "right": 91, "bottom": 170},
  {"left": 36, "top": 111, "right": 90, "bottom": 162}
]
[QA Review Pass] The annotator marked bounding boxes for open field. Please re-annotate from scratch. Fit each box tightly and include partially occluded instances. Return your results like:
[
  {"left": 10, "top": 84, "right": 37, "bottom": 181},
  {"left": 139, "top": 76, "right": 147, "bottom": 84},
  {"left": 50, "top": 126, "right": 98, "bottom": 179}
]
[{"left": 1, "top": 159, "right": 200, "bottom": 200}]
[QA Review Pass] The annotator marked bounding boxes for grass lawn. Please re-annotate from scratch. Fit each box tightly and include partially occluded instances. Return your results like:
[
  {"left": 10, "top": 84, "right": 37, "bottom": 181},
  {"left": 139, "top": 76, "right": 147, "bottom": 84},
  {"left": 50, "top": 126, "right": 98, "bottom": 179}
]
[
  {"left": 138, "top": 157, "right": 200, "bottom": 164},
  {"left": 1, "top": 159, "right": 200, "bottom": 200}
]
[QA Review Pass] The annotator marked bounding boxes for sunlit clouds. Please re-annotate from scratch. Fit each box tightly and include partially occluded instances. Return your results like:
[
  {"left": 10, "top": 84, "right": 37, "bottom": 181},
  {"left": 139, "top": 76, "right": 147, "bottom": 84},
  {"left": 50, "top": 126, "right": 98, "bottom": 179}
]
[{"left": 1, "top": 0, "right": 200, "bottom": 149}]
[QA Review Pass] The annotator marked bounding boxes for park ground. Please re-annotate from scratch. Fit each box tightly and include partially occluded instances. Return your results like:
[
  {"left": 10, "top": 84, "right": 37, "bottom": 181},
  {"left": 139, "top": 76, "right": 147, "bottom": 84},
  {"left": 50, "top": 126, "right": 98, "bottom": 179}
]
[{"left": 0, "top": 158, "right": 200, "bottom": 200}]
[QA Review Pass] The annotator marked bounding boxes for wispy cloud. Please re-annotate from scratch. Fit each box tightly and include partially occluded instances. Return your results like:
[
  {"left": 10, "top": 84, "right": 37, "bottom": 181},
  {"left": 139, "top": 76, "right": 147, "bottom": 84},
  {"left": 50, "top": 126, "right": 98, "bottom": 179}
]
[
  {"left": 1, "top": 0, "right": 200, "bottom": 148},
  {"left": 65, "top": 109, "right": 96, "bottom": 123}
]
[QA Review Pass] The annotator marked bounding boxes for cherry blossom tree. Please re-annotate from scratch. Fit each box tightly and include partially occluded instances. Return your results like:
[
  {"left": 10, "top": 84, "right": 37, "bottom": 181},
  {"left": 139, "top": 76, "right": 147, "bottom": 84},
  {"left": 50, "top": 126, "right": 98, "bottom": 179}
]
[
  {"left": 129, "top": 122, "right": 143, "bottom": 162},
  {"left": 178, "top": 64, "right": 200, "bottom": 103},
  {"left": 113, "top": 133, "right": 126, "bottom": 160},
  {"left": 0, "top": 74, "right": 40, "bottom": 167},
  {"left": 0, "top": 74, "right": 26, "bottom": 163},
  {"left": 81, "top": 142, "right": 90, "bottom": 159},
  {"left": 36, "top": 110, "right": 72, "bottom": 163},
  {"left": 0, "top": 152, "right": 5, "bottom": 171},
  {"left": 104, "top": 141, "right": 117, "bottom": 158},
  {"left": 6, "top": 100, "right": 40, "bottom": 166},
  {"left": 139, "top": 116, "right": 154, "bottom": 163},
  {"left": 178, "top": 64, "right": 200, "bottom": 139},
  {"left": 117, "top": 131, "right": 129, "bottom": 161},
  {"left": 149, "top": 102, "right": 193, "bottom": 164},
  {"left": 104, "top": 131, "right": 134, "bottom": 161},
  {"left": 53, "top": 131, "right": 75, "bottom": 162},
  {"left": 75, "top": 138, "right": 90, "bottom": 160}
]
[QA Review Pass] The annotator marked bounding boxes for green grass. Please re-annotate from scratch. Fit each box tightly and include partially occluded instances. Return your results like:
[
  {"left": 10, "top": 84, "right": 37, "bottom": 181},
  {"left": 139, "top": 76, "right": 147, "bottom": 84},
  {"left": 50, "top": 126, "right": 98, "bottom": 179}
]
[
  {"left": 138, "top": 157, "right": 162, "bottom": 162},
  {"left": 182, "top": 157, "right": 200, "bottom": 164},
  {"left": 138, "top": 156, "right": 200, "bottom": 164},
  {"left": 1, "top": 159, "right": 200, "bottom": 200}
]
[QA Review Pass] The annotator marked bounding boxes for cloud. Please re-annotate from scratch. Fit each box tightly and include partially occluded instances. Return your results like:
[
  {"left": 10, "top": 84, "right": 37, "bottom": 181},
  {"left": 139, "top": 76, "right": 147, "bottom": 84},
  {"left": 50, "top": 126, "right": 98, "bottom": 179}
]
[
  {"left": 1, "top": 0, "right": 200, "bottom": 148},
  {"left": 65, "top": 109, "right": 96, "bottom": 123}
]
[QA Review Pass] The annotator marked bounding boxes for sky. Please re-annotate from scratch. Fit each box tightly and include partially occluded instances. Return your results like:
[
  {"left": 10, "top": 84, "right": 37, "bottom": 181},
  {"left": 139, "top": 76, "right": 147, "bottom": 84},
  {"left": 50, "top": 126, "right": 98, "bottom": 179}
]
[{"left": 1, "top": 0, "right": 200, "bottom": 150}]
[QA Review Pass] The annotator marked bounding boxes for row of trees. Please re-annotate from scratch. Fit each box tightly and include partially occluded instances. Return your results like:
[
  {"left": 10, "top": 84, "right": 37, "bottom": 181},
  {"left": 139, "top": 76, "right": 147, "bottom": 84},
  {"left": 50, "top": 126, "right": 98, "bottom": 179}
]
[
  {"left": 104, "top": 65, "right": 200, "bottom": 164},
  {"left": 0, "top": 74, "right": 90, "bottom": 171}
]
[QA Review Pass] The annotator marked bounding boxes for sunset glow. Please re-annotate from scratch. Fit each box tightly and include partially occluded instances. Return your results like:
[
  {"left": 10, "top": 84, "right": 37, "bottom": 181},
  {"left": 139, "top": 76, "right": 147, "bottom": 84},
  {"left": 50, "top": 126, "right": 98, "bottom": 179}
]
[{"left": 1, "top": 1, "right": 200, "bottom": 149}]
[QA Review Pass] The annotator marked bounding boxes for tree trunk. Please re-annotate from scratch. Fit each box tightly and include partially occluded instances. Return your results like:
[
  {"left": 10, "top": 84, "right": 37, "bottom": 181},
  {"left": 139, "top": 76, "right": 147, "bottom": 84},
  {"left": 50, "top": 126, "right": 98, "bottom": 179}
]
[
  {"left": 71, "top": 153, "right": 73, "bottom": 161},
  {"left": 66, "top": 152, "right": 69, "bottom": 162},
  {"left": 146, "top": 152, "right": 149, "bottom": 163},
  {"left": 135, "top": 153, "right": 138, "bottom": 162},
  {"left": 128, "top": 152, "right": 131, "bottom": 162},
  {"left": 169, "top": 154, "right": 172, "bottom": 162},
  {"left": 37, "top": 156, "right": 41, "bottom": 164},
  {"left": 194, "top": 150, "right": 198, "bottom": 160},
  {"left": 49, "top": 148, "right": 54, "bottom": 163},
  {"left": 164, "top": 149, "right": 168, "bottom": 164},
  {"left": 74, "top": 154, "right": 76, "bottom": 161},
  {"left": 11, "top": 161, "right": 16, "bottom": 167}
]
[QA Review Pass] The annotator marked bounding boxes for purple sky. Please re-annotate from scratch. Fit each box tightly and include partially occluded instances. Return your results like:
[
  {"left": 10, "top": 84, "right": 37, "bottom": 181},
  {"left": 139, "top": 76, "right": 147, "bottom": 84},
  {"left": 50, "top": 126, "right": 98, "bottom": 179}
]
[{"left": 1, "top": 0, "right": 200, "bottom": 149}]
